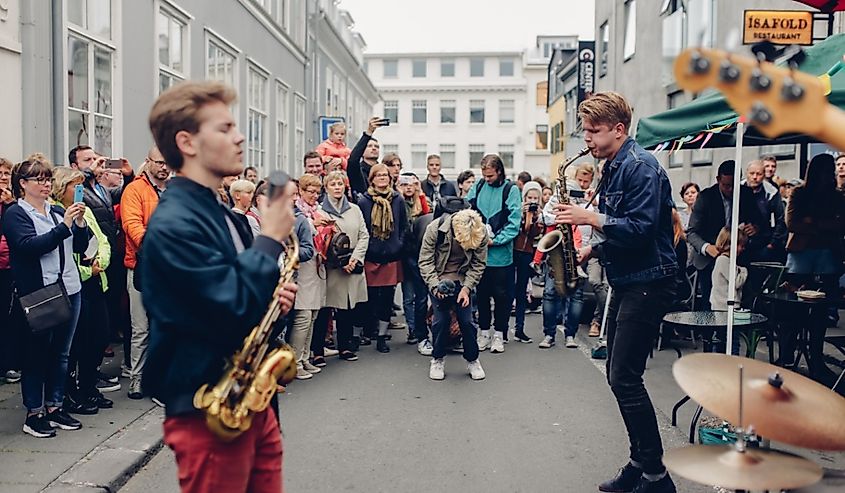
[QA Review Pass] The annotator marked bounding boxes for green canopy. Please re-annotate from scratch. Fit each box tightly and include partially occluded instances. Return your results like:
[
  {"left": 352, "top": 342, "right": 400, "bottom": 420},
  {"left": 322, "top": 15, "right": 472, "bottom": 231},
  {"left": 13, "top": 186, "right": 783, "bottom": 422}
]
[{"left": 635, "top": 34, "right": 845, "bottom": 150}]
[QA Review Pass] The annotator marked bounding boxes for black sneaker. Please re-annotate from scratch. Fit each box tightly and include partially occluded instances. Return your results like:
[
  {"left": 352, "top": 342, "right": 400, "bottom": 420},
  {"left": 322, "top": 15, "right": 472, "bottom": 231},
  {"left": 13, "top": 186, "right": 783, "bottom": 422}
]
[
  {"left": 98, "top": 371, "right": 119, "bottom": 384},
  {"left": 514, "top": 331, "right": 533, "bottom": 343},
  {"left": 406, "top": 334, "right": 419, "bottom": 345},
  {"left": 599, "top": 462, "right": 643, "bottom": 493},
  {"left": 46, "top": 408, "right": 82, "bottom": 430},
  {"left": 63, "top": 395, "right": 99, "bottom": 415},
  {"left": 87, "top": 392, "right": 114, "bottom": 409},
  {"left": 632, "top": 474, "right": 676, "bottom": 493},
  {"left": 359, "top": 336, "right": 372, "bottom": 346},
  {"left": 339, "top": 351, "right": 358, "bottom": 361},
  {"left": 23, "top": 414, "right": 56, "bottom": 438},
  {"left": 96, "top": 379, "right": 121, "bottom": 393}
]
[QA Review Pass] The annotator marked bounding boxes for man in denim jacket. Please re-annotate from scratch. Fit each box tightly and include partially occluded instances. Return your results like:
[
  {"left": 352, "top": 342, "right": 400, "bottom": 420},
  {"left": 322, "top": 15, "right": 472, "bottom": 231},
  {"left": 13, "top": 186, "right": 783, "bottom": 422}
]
[{"left": 555, "top": 92, "right": 677, "bottom": 493}]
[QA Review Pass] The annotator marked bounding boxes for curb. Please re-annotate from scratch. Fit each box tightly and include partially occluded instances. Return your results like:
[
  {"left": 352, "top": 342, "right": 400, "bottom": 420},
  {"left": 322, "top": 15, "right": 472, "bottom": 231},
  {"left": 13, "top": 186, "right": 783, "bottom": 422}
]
[{"left": 41, "top": 406, "right": 165, "bottom": 493}]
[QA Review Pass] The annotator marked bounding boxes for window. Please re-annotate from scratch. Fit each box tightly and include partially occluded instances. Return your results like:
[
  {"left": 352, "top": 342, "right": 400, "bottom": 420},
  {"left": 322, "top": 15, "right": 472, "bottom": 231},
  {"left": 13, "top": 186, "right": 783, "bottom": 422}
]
[
  {"left": 383, "top": 144, "right": 398, "bottom": 155},
  {"left": 383, "top": 59, "right": 398, "bottom": 78},
  {"left": 67, "top": 0, "right": 111, "bottom": 39},
  {"left": 206, "top": 36, "right": 237, "bottom": 88},
  {"left": 499, "top": 144, "right": 514, "bottom": 168},
  {"left": 469, "top": 100, "right": 485, "bottom": 123},
  {"left": 536, "top": 124, "right": 548, "bottom": 150},
  {"left": 623, "top": 0, "right": 637, "bottom": 61},
  {"left": 662, "top": 7, "right": 684, "bottom": 87},
  {"left": 411, "top": 144, "right": 427, "bottom": 167},
  {"left": 269, "top": 0, "right": 289, "bottom": 32},
  {"left": 157, "top": 7, "right": 188, "bottom": 93},
  {"left": 499, "top": 99, "right": 515, "bottom": 124},
  {"left": 536, "top": 81, "right": 548, "bottom": 106},
  {"left": 276, "top": 81, "right": 289, "bottom": 172},
  {"left": 412, "top": 59, "right": 426, "bottom": 78},
  {"left": 67, "top": 30, "right": 114, "bottom": 155},
  {"left": 440, "top": 100, "right": 456, "bottom": 124},
  {"left": 247, "top": 65, "right": 268, "bottom": 171},
  {"left": 470, "top": 57, "right": 484, "bottom": 77},
  {"left": 412, "top": 100, "right": 427, "bottom": 124},
  {"left": 599, "top": 22, "right": 609, "bottom": 77},
  {"left": 686, "top": 0, "right": 713, "bottom": 48},
  {"left": 439, "top": 144, "right": 455, "bottom": 168},
  {"left": 440, "top": 59, "right": 455, "bottom": 77},
  {"left": 383, "top": 100, "right": 398, "bottom": 123},
  {"left": 499, "top": 59, "right": 514, "bottom": 77},
  {"left": 288, "top": 0, "right": 306, "bottom": 48},
  {"left": 294, "top": 94, "right": 306, "bottom": 165},
  {"left": 468, "top": 144, "right": 485, "bottom": 166}
]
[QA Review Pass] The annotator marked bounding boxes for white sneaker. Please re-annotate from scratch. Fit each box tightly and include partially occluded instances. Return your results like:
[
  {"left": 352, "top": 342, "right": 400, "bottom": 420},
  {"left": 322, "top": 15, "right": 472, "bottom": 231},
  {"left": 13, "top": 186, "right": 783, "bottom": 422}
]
[
  {"left": 429, "top": 358, "right": 445, "bottom": 380},
  {"left": 565, "top": 336, "right": 578, "bottom": 348},
  {"left": 303, "top": 360, "right": 322, "bottom": 374},
  {"left": 490, "top": 333, "right": 505, "bottom": 353},
  {"left": 467, "top": 360, "right": 486, "bottom": 380},
  {"left": 323, "top": 348, "right": 339, "bottom": 357},
  {"left": 539, "top": 335, "right": 555, "bottom": 348},
  {"left": 417, "top": 339, "right": 433, "bottom": 356},
  {"left": 477, "top": 333, "right": 492, "bottom": 351},
  {"left": 120, "top": 365, "right": 131, "bottom": 379},
  {"left": 295, "top": 366, "right": 313, "bottom": 380}
]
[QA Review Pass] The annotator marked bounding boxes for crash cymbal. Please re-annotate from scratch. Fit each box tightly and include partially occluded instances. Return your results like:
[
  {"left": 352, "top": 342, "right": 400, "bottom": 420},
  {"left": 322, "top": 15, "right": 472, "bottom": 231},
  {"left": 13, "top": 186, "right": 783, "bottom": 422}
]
[
  {"left": 664, "top": 445, "right": 822, "bottom": 491},
  {"left": 673, "top": 353, "right": 845, "bottom": 450}
]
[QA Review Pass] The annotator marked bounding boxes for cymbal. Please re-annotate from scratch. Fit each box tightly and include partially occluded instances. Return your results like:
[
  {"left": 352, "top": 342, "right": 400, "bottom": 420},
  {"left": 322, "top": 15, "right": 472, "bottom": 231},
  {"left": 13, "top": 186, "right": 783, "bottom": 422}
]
[
  {"left": 664, "top": 445, "right": 823, "bottom": 490},
  {"left": 673, "top": 353, "right": 845, "bottom": 450}
]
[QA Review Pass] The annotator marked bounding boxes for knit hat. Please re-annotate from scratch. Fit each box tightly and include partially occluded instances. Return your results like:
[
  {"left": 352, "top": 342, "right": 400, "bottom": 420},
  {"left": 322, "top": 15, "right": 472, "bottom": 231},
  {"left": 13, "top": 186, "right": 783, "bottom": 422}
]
[{"left": 522, "top": 180, "right": 542, "bottom": 199}]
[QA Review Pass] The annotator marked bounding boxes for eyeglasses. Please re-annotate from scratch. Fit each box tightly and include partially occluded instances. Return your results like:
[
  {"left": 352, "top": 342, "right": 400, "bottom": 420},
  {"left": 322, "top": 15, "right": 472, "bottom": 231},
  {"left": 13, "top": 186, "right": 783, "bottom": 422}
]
[
  {"left": 301, "top": 188, "right": 320, "bottom": 195},
  {"left": 374, "top": 173, "right": 390, "bottom": 178},
  {"left": 147, "top": 158, "right": 167, "bottom": 166},
  {"left": 0, "top": 171, "right": 11, "bottom": 178},
  {"left": 25, "top": 177, "right": 52, "bottom": 185}
]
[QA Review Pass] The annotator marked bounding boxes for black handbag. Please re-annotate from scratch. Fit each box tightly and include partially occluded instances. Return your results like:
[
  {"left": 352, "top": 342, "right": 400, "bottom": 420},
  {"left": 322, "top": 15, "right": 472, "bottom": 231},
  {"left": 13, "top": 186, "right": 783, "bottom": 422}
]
[
  {"left": 18, "top": 211, "right": 72, "bottom": 334},
  {"left": 132, "top": 244, "right": 143, "bottom": 292}
]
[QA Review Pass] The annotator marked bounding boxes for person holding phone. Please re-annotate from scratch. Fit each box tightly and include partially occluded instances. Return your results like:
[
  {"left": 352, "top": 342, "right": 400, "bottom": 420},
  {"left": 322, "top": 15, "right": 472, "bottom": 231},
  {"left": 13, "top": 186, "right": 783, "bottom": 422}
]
[
  {"left": 512, "top": 181, "right": 545, "bottom": 344},
  {"left": 347, "top": 116, "right": 388, "bottom": 195}
]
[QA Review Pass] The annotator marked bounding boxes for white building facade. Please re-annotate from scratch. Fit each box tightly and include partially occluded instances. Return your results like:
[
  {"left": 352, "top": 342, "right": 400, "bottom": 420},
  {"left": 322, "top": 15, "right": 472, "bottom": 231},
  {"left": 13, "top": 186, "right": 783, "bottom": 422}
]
[{"left": 364, "top": 51, "right": 529, "bottom": 180}]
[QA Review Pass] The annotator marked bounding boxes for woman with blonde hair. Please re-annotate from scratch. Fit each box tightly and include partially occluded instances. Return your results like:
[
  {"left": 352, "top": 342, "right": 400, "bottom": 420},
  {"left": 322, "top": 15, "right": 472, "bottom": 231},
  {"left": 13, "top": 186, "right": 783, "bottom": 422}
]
[
  {"left": 320, "top": 170, "right": 370, "bottom": 360},
  {"left": 357, "top": 163, "right": 407, "bottom": 352},
  {"left": 229, "top": 179, "right": 260, "bottom": 238}
]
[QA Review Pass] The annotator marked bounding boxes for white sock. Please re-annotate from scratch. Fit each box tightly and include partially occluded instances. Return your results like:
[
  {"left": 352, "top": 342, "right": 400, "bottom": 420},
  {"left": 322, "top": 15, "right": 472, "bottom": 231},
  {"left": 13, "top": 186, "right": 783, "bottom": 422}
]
[{"left": 481, "top": 329, "right": 490, "bottom": 338}]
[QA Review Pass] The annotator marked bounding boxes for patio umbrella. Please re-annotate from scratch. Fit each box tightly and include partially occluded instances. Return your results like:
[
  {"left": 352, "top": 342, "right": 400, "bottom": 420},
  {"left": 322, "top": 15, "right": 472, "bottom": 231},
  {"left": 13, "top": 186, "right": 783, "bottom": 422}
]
[{"left": 792, "top": 0, "right": 845, "bottom": 12}]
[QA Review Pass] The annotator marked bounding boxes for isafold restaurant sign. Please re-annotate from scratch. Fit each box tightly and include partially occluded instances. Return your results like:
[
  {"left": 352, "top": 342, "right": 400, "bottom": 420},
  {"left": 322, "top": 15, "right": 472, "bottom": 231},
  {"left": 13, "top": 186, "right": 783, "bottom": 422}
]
[{"left": 743, "top": 10, "right": 813, "bottom": 46}]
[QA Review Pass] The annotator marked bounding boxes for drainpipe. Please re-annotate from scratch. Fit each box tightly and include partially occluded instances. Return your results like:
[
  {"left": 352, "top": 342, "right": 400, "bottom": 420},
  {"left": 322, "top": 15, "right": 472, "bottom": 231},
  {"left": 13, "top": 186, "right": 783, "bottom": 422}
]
[{"left": 51, "top": 0, "right": 64, "bottom": 162}]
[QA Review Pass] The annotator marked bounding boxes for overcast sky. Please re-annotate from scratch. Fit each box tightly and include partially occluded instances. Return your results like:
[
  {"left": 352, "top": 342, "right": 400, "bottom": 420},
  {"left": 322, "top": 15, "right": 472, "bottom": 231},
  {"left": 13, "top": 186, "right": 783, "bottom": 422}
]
[{"left": 339, "top": 0, "right": 596, "bottom": 54}]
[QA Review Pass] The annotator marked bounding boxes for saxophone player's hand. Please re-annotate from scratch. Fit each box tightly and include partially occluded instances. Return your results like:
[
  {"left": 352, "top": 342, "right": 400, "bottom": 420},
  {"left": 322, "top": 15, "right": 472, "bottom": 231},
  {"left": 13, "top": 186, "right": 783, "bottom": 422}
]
[
  {"left": 555, "top": 203, "right": 600, "bottom": 229},
  {"left": 276, "top": 282, "right": 298, "bottom": 316},
  {"left": 577, "top": 246, "right": 592, "bottom": 264}
]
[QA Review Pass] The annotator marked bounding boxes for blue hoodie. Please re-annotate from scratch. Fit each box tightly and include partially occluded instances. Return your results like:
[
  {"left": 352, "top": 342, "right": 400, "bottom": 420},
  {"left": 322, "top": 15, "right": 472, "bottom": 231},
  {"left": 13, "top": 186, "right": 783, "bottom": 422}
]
[{"left": 465, "top": 180, "right": 522, "bottom": 267}]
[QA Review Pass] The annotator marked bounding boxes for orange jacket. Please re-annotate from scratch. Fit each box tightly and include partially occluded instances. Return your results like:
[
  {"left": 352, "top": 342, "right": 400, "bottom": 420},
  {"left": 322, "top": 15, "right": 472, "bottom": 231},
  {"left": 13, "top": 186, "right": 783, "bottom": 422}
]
[
  {"left": 315, "top": 140, "right": 351, "bottom": 170},
  {"left": 121, "top": 173, "right": 160, "bottom": 269}
]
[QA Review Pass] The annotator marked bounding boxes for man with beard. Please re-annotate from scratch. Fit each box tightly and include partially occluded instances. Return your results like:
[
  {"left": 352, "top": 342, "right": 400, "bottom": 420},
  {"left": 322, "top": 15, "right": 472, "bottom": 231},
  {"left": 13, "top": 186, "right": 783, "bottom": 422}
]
[{"left": 347, "top": 117, "right": 388, "bottom": 194}]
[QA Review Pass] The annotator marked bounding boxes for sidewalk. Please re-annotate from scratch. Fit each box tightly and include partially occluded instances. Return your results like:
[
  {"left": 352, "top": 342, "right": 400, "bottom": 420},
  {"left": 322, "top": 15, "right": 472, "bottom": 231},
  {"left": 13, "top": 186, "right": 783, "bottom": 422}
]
[{"left": 0, "top": 345, "right": 163, "bottom": 493}]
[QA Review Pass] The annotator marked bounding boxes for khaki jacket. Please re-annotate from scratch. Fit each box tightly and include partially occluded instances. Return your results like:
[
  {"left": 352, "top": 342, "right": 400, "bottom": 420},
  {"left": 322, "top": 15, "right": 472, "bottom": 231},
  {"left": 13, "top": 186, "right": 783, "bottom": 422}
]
[{"left": 418, "top": 214, "right": 488, "bottom": 292}]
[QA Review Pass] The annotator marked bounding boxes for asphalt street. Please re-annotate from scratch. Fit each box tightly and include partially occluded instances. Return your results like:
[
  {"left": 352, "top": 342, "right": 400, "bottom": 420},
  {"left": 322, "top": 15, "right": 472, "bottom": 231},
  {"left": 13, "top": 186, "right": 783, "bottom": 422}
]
[{"left": 121, "top": 313, "right": 725, "bottom": 493}]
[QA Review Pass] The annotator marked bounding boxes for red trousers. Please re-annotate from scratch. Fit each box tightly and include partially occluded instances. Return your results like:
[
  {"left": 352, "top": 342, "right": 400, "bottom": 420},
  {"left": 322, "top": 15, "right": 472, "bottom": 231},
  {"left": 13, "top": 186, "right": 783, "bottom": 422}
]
[{"left": 163, "top": 408, "right": 283, "bottom": 493}]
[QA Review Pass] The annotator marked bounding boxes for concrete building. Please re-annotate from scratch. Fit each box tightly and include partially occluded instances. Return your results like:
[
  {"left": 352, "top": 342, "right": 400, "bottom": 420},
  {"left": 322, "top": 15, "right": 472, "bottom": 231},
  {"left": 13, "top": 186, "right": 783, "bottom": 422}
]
[
  {"left": 0, "top": 0, "right": 22, "bottom": 162},
  {"left": 593, "top": 0, "right": 844, "bottom": 196},
  {"left": 364, "top": 50, "right": 530, "bottom": 180},
  {"left": 5, "top": 0, "right": 376, "bottom": 180}
]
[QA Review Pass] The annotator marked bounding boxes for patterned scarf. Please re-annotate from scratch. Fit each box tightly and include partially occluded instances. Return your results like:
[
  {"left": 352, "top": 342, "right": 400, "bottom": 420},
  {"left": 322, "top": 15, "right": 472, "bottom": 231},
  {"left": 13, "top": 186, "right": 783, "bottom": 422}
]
[
  {"left": 367, "top": 186, "right": 394, "bottom": 241},
  {"left": 295, "top": 196, "right": 320, "bottom": 221}
]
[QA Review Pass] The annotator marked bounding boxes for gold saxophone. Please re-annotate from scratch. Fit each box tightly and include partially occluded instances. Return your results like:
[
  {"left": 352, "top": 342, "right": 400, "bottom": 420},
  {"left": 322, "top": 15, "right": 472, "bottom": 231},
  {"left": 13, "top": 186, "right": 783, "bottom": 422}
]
[
  {"left": 193, "top": 236, "right": 300, "bottom": 442},
  {"left": 537, "top": 147, "right": 590, "bottom": 297}
]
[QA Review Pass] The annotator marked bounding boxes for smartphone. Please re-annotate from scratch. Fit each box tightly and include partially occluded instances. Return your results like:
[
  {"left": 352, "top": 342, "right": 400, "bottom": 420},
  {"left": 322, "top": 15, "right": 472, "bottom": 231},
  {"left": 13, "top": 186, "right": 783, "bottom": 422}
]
[
  {"left": 377, "top": 118, "right": 390, "bottom": 127},
  {"left": 106, "top": 158, "right": 123, "bottom": 170},
  {"left": 73, "top": 184, "right": 84, "bottom": 203},
  {"left": 569, "top": 189, "right": 586, "bottom": 199}
]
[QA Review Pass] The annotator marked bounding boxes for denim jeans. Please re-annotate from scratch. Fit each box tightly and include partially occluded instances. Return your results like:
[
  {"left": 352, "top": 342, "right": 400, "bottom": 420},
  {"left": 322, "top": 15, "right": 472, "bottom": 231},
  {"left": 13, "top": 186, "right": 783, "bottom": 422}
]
[
  {"left": 70, "top": 278, "right": 110, "bottom": 398},
  {"left": 476, "top": 264, "right": 514, "bottom": 334},
  {"left": 542, "top": 268, "right": 585, "bottom": 339},
  {"left": 430, "top": 286, "right": 479, "bottom": 362},
  {"left": 605, "top": 277, "right": 675, "bottom": 475},
  {"left": 588, "top": 257, "right": 608, "bottom": 324},
  {"left": 22, "top": 291, "right": 82, "bottom": 413},
  {"left": 513, "top": 251, "right": 534, "bottom": 333},
  {"left": 786, "top": 248, "right": 841, "bottom": 275},
  {"left": 402, "top": 259, "right": 430, "bottom": 341}
]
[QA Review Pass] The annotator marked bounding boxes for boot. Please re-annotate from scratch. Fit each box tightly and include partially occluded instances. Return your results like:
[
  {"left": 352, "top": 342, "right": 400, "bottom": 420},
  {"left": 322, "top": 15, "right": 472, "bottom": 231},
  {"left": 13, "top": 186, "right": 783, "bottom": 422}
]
[{"left": 376, "top": 335, "right": 390, "bottom": 353}]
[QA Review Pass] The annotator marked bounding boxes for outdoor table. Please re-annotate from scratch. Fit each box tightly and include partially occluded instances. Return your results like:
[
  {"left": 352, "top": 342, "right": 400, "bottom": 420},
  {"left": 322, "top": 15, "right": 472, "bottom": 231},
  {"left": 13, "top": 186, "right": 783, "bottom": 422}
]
[
  {"left": 762, "top": 291, "right": 830, "bottom": 380},
  {"left": 663, "top": 310, "right": 768, "bottom": 443}
]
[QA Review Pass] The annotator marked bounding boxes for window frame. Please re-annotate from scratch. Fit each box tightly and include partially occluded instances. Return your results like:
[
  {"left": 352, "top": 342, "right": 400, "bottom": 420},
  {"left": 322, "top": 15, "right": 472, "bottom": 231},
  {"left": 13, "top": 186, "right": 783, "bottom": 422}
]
[
  {"left": 439, "top": 99, "right": 456, "bottom": 124},
  {"left": 499, "top": 58, "right": 514, "bottom": 77},
  {"left": 275, "top": 79, "right": 290, "bottom": 174},
  {"left": 412, "top": 59, "right": 427, "bottom": 78},
  {"left": 469, "top": 99, "right": 485, "bottom": 124},
  {"left": 383, "top": 100, "right": 399, "bottom": 124},
  {"left": 412, "top": 99, "right": 427, "bottom": 124},
  {"left": 439, "top": 144, "right": 456, "bottom": 168},
  {"left": 498, "top": 144, "right": 515, "bottom": 168},
  {"left": 440, "top": 59, "right": 455, "bottom": 77},
  {"left": 294, "top": 92, "right": 307, "bottom": 166},
  {"left": 599, "top": 21, "right": 609, "bottom": 77},
  {"left": 623, "top": 0, "right": 637, "bottom": 62},
  {"left": 468, "top": 144, "right": 485, "bottom": 167},
  {"left": 246, "top": 61, "right": 270, "bottom": 174},
  {"left": 383, "top": 59, "right": 398, "bottom": 79},
  {"left": 470, "top": 57, "right": 485, "bottom": 77},
  {"left": 156, "top": 2, "right": 191, "bottom": 95},
  {"left": 411, "top": 144, "right": 427, "bottom": 168},
  {"left": 498, "top": 99, "right": 515, "bottom": 124}
]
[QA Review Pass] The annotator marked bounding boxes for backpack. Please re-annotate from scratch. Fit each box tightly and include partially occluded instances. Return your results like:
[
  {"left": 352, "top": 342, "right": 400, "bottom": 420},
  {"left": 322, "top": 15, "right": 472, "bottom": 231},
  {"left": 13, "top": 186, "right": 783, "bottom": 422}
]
[
  {"left": 467, "top": 179, "right": 515, "bottom": 237},
  {"left": 324, "top": 229, "right": 351, "bottom": 268}
]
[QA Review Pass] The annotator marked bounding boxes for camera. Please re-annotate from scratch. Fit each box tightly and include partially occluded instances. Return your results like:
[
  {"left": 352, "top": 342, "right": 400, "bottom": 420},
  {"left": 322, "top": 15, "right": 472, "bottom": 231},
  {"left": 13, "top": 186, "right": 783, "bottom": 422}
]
[
  {"left": 436, "top": 279, "right": 457, "bottom": 297},
  {"left": 528, "top": 203, "right": 539, "bottom": 213}
]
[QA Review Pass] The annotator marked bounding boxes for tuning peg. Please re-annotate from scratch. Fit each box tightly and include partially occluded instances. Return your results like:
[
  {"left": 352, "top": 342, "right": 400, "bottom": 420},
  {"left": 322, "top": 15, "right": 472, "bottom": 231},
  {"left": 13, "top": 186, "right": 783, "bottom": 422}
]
[
  {"left": 689, "top": 51, "right": 710, "bottom": 74},
  {"left": 719, "top": 60, "right": 741, "bottom": 83},
  {"left": 749, "top": 102, "right": 773, "bottom": 126},
  {"left": 751, "top": 41, "right": 780, "bottom": 63},
  {"left": 749, "top": 68, "right": 772, "bottom": 92},
  {"left": 781, "top": 77, "right": 805, "bottom": 101},
  {"left": 783, "top": 46, "right": 807, "bottom": 69}
]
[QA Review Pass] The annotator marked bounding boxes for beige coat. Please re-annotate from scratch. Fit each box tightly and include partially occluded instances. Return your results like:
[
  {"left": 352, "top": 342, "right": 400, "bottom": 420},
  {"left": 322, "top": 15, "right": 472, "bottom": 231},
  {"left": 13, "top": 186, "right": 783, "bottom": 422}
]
[
  {"left": 320, "top": 201, "right": 370, "bottom": 309},
  {"left": 294, "top": 218, "right": 327, "bottom": 310}
]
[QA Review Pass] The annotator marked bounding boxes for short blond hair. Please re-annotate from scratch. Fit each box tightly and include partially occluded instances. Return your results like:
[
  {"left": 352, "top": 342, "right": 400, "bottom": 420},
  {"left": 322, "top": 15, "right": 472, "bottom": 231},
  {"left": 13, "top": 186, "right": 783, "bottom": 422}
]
[
  {"left": 324, "top": 170, "right": 347, "bottom": 188},
  {"left": 329, "top": 122, "right": 347, "bottom": 133},
  {"left": 298, "top": 174, "right": 322, "bottom": 192},
  {"left": 229, "top": 179, "right": 255, "bottom": 196},
  {"left": 148, "top": 81, "right": 237, "bottom": 171},
  {"left": 578, "top": 91, "right": 632, "bottom": 133},
  {"left": 714, "top": 226, "right": 748, "bottom": 254},
  {"left": 51, "top": 166, "right": 85, "bottom": 203},
  {"left": 576, "top": 163, "right": 595, "bottom": 177}
]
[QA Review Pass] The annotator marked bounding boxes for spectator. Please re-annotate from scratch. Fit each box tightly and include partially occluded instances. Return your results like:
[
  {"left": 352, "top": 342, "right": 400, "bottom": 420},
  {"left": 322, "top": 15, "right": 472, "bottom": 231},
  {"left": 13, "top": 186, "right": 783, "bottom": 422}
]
[
  {"left": 836, "top": 154, "right": 845, "bottom": 193},
  {"left": 743, "top": 160, "right": 786, "bottom": 263},
  {"left": 303, "top": 151, "right": 324, "bottom": 177},
  {"left": 357, "top": 164, "right": 408, "bottom": 353},
  {"left": 382, "top": 152, "right": 403, "bottom": 186},
  {"left": 230, "top": 179, "right": 260, "bottom": 238},
  {"left": 541, "top": 185, "right": 553, "bottom": 207},
  {"left": 421, "top": 154, "right": 457, "bottom": 202},
  {"left": 709, "top": 227, "right": 748, "bottom": 312},
  {"left": 247, "top": 181, "right": 267, "bottom": 227},
  {"left": 761, "top": 154, "right": 782, "bottom": 187},
  {"left": 347, "top": 117, "right": 386, "bottom": 195},
  {"left": 121, "top": 147, "right": 168, "bottom": 400},
  {"left": 466, "top": 154, "right": 522, "bottom": 354},
  {"left": 688, "top": 160, "right": 763, "bottom": 309},
  {"left": 243, "top": 166, "right": 258, "bottom": 184},
  {"left": 4, "top": 156, "right": 90, "bottom": 437},
  {"left": 678, "top": 182, "right": 700, "bottom": 230},
  {"left": 291, "top": 174, "right": 325, "bottom": 380},
  {"left": 52, "top": 167, "right": 115, "bottom": 412},
  {"left": 671, "top": 209, "right": 691, "bottom": 305},
  {"left": 320, "top": 170, "right": 369, "bottom": 361},
  {"left": 512, "top": 181, "right": 544, "bottom": 343},
  {"left": 316, "top": 122, "right": 351, "bottom": 171},
  {"left": 572, "top": 162, "right": 608, "bottom": 338},
  {"left": 398, "top": 173, "right": 433, "bottom": 353},
  {"left": 456, "top": 170, "right": 476, "bottom": 199},
  {"left": 418, "top": 208, "right": 489, "bottom": 381},
  {"left": 220, "top": 175, "right": 238, "bottom": 205},
  {"left": 0, "top": 157, "right": 23, "bottom": 384},
  {"left": 515, "top": 171, "right": 532, "bottom": 191}
]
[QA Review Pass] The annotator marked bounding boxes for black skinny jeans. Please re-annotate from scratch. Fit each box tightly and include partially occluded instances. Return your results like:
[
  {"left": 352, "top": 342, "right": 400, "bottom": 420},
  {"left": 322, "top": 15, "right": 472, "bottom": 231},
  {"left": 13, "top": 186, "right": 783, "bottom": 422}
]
[
  {"left": 476, "top": 265, "right": 514, "bottom": 334},
  {"left": 309, "top": 307, "right": 332, "bottom": 357},
  {"left": 366, "top": 285, "right": 396, "bottom": 334},
  {"left": 69, "top": 277, "right": 110, "bottom": 398},
  {"left": 334, "top": 308, "right": 355, "bottom": 352},
  {"left": 605, "top": 277, "right": 675, "bottom": 475},
  {"left": 0, "top": 268, "right": 26, "bottom": 372}
]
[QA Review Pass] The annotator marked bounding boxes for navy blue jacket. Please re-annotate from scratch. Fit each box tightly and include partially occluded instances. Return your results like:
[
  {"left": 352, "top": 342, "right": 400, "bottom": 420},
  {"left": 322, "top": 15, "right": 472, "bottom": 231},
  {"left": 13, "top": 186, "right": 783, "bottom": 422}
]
[
  {"left": 140, "top": 177, "right": 284, "bottom": 416},
  {"left": 357, "top": 190, "right": 407, "bottom": 264},
  {"left": 2, "top": 202, "right": 89, "bottom": 296},
  {"left": 421, "top": 178, "right": 458, "bottom": 202},
  {"left": 597, "top": 137, "right": 677, "bottom": 286},
  {"left": 347, "top": 132, "right": 374, "bottom": 195}
]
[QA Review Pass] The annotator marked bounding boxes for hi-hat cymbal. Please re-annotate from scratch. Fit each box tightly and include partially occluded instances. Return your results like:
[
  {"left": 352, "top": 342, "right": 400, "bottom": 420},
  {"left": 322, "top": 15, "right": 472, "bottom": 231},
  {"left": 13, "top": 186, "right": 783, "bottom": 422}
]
[
  {"left": 673, "top": 353, "right": 845, "bottom": 450},
  {"left": 664, "top": 445, "right": 823, "bottom": 490}
]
